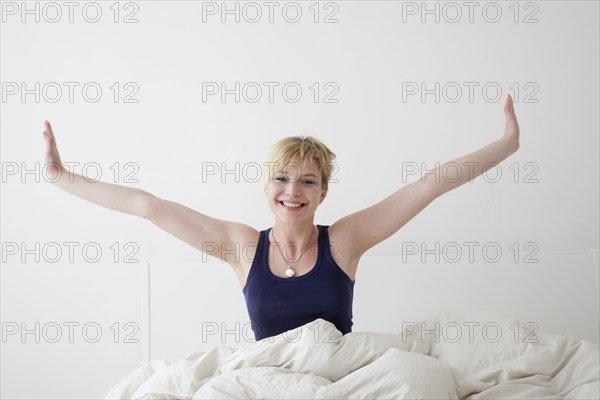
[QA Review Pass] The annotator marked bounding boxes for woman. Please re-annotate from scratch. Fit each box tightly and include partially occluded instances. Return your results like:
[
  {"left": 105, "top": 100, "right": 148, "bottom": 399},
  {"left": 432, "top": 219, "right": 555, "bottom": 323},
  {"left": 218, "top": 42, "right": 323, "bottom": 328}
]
[{"left": 42, "top": 95, "right": 520, "bottom": 341}]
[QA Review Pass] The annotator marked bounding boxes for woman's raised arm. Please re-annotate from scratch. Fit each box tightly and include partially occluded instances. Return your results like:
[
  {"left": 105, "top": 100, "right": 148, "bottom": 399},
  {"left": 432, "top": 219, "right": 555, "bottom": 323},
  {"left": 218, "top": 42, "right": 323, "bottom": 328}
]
[
  {"left": 42, "top": 120, "right": 155, "bottom": 219},
  {"left": 422, "top": 94, "right": 520, "bottom": 198},
  {"left": 329, "top": 95, "right": 521, "bottom": 258},
  {"left": 42, "top": 120, "right": 252, "bottom": 267}
]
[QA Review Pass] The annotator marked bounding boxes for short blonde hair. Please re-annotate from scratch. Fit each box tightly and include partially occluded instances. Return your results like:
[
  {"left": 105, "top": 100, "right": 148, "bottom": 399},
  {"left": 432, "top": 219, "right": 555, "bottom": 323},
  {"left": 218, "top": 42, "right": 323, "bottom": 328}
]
[{"left": 263, "top": 136, "right": 336, "bottom": 192}]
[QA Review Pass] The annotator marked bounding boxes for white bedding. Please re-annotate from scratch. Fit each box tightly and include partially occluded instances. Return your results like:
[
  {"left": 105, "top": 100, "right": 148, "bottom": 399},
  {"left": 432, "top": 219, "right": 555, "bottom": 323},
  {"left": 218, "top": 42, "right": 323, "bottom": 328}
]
[{"left": 105, "top": 312, "right": 600, "bottom": 399}]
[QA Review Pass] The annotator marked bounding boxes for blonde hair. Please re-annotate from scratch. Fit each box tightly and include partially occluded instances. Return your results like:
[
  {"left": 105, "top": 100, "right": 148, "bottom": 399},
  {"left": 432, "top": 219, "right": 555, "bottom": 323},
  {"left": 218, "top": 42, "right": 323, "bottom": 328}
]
[{"left": 263, "top": 136, "right": 336, "bottom": 192}]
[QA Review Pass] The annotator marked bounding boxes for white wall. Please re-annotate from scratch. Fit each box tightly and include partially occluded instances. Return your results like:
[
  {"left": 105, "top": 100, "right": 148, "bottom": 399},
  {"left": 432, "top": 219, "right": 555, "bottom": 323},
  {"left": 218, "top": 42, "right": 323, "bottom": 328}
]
[{"left": 1, "top": 1, "right": 598, "bottom": 399}]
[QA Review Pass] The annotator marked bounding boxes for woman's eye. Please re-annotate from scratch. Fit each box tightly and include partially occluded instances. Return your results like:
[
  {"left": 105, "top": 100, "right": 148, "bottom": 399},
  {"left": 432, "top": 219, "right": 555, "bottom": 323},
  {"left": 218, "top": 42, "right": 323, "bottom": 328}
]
[{"left": 274, "top": 176, "right": 315, "bottom": 184}]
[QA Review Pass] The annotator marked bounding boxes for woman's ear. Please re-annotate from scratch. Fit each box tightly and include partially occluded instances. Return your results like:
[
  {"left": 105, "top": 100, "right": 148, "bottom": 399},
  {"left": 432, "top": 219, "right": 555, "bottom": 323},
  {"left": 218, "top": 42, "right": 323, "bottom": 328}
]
[{"left": 320, "top": 189, "right": 328, "bottom": 204}]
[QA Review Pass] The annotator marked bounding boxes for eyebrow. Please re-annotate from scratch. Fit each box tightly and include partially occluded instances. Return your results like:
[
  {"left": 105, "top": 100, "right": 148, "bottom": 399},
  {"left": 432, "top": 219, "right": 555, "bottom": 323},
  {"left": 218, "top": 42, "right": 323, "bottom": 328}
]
[{"left": 276, "top": 172, "right": 318, "bottom": 177}]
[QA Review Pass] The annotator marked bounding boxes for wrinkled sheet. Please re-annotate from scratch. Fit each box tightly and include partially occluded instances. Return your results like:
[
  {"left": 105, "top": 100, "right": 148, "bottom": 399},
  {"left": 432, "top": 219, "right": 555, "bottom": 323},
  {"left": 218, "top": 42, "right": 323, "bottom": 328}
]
[{"left": 105, "top": 312, "right": 600, "bottom": 399}]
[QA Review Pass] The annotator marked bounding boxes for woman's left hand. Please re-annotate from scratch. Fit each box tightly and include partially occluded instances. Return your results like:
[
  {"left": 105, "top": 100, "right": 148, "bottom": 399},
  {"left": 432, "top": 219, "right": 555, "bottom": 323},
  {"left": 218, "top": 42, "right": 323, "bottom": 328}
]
[{"left": 502, "top": 94, "right": 520, "bottom": 153}]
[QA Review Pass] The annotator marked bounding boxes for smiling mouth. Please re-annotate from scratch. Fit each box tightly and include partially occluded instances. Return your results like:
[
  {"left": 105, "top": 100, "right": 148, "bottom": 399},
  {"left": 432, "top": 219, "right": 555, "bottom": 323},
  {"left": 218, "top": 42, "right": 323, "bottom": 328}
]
[{"left": 279, "top": 201, "right": 306, "bottom": 209}]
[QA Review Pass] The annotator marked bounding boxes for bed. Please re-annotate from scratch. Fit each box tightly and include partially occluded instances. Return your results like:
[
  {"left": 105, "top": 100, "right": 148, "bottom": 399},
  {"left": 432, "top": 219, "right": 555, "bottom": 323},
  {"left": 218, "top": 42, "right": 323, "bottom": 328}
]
[
  {"left": 104, "top": 250, "right": 600, "bottom": 399},
  {"left": 104, "top": 311, "right": 599, "bottom": 399}
]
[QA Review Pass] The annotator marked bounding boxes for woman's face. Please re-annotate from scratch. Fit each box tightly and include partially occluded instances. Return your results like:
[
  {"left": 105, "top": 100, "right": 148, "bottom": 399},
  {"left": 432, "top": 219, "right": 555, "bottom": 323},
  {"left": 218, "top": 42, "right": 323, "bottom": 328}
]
[{"left": 264, "top": 158, "right": 327, "bottom": 222}]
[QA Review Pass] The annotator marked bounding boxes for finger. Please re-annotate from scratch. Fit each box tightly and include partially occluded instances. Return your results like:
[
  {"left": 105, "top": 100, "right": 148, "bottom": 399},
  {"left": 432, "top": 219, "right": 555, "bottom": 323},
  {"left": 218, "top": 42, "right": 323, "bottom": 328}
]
[
  {"left": 509, "top": 98, "right": 518, "bottom": 120},
  {"left": 504, "top": 96, "right": 512, "bottom": 115},
  {"left": 505, "top": 96, "right": 515, "bottom": 115},
  {"left": 44, "top": 120, "right": 53, "bottom": 135},
  {"left": 43, "top": 122, "right": 56, "bottom": 143}
]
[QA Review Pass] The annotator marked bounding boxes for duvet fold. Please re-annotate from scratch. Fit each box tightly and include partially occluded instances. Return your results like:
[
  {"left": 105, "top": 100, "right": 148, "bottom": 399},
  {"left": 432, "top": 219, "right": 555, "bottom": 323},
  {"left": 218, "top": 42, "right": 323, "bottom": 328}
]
[{"left": 105, "top": 312, "right": 600, "bottom": 399}]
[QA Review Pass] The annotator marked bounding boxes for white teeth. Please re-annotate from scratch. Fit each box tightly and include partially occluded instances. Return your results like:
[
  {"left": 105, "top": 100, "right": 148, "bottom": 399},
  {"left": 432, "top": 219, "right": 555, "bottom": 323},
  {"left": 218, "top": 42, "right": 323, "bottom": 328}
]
[{"left": 281, "top": 201, "right": 303, "bottom": 208}]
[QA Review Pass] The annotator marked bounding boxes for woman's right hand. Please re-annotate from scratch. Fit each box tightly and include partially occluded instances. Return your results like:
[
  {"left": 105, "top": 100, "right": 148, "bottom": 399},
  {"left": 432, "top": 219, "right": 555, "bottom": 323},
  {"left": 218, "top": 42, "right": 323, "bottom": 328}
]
[
  {"left": 43, "top": 120, "right": 65, "bottom": 178},
  {"left": 40, "top": 120, "right": 154, "bottom": 218}
]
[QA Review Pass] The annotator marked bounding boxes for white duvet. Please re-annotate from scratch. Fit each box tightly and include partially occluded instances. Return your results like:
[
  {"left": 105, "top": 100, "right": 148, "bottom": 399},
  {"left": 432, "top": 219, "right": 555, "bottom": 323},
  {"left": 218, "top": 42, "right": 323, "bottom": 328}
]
[{"left": 105, "top": 312, "right": 599, "bottom": 399}]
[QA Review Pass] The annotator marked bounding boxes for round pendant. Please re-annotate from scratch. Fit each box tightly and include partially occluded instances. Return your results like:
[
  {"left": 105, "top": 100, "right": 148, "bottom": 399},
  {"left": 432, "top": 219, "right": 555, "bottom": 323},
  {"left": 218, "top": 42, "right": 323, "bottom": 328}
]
[{"left": 285, "top": 267, "right": 295, "bottom": 278}]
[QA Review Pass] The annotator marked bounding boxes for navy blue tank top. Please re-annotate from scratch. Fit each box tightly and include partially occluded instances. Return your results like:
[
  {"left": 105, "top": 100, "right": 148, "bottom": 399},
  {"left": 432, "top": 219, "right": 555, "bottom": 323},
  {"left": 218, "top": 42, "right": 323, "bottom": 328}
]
[{"left": 242, "top": 224, "right": 355, "bottom": 341}]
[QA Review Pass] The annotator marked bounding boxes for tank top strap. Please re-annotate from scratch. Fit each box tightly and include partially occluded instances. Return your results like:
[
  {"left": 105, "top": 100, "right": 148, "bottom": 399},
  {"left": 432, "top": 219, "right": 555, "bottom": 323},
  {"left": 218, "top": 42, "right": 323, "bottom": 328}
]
[
  {"left": 320, "top": 224, "right": 355, "bottom": 286},
  {"left": 241, "top": 227, "right": 267, "bottom": 294}
]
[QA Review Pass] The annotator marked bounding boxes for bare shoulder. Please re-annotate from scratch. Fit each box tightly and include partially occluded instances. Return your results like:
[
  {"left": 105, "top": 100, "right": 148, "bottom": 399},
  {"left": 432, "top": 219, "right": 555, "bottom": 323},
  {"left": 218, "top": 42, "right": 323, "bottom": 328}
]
[
  {"left": 227, "top": 222, "right": 260, "bottom": 261},
  {"left": 329, "top": 218, "right": 362, "bottom": 259}
]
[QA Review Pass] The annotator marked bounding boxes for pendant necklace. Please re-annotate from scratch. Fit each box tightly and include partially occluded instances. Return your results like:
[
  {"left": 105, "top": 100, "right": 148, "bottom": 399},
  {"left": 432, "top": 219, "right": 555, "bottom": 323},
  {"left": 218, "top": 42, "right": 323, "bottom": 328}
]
[{"left": 271, "top": 224, "right": 315, "bottom": 278}]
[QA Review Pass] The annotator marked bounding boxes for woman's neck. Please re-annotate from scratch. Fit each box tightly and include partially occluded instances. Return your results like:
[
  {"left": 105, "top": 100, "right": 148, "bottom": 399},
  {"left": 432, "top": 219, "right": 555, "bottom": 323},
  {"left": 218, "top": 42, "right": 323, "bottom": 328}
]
[{"left": 271, "top": 222, "right": 316, "bottom": 251}]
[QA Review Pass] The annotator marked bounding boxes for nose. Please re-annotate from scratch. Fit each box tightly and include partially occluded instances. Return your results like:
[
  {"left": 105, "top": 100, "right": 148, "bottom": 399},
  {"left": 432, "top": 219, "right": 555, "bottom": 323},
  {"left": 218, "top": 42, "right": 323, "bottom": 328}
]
[{"left": 284, "top": 180, "right": 303, "bottom": 197}]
